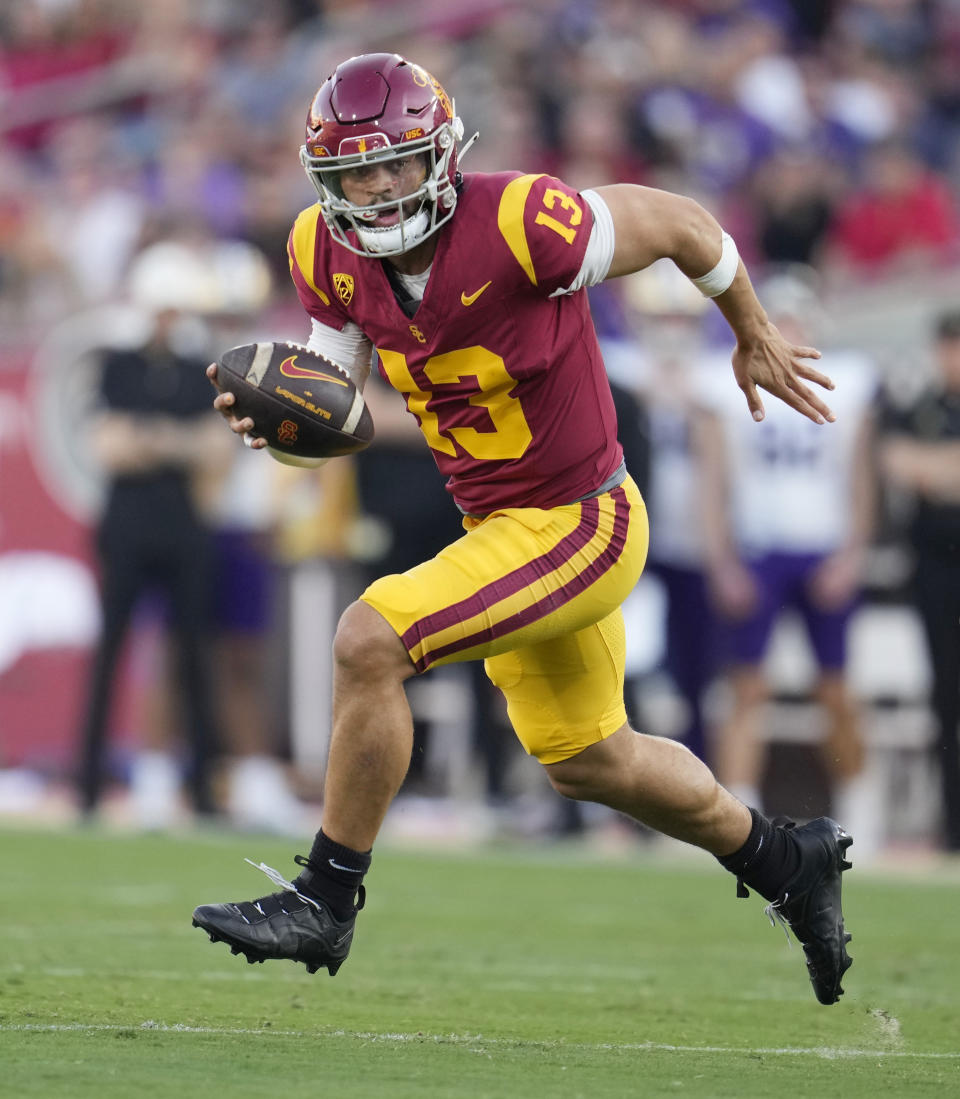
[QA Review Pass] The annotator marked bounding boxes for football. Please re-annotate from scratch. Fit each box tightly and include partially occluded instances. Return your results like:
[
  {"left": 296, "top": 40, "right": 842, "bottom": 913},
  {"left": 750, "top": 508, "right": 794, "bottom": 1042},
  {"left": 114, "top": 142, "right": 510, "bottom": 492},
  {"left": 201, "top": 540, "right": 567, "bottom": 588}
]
[{"left": 214, "top": 341, "right": 374, "bottom": 459}]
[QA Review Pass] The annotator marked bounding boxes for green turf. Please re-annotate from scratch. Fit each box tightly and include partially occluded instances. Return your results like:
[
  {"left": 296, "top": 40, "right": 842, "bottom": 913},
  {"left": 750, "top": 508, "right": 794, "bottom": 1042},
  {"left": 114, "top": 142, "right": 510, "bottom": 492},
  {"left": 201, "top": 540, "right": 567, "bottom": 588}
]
[{"left": 2, "top": 825, "right": 958, "bottom": 1098}]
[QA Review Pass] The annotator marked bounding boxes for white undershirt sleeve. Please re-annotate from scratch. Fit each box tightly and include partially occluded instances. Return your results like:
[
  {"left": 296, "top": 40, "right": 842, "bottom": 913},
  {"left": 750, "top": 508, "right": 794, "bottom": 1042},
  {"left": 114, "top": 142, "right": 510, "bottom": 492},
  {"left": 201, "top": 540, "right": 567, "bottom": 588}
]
[
  {"left": 550, "top": 188, "right": 616, "bottom": 297},
  {"left": 306, "top": 317, "right": 374, "bottom": 390}
]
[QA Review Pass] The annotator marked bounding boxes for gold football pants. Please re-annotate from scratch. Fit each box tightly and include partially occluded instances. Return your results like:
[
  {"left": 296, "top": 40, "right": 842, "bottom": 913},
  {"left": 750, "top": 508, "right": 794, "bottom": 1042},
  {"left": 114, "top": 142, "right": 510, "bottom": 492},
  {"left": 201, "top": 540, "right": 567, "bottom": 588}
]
[{"left": 362, "top": 475, "right": 648, "bottom": 763}]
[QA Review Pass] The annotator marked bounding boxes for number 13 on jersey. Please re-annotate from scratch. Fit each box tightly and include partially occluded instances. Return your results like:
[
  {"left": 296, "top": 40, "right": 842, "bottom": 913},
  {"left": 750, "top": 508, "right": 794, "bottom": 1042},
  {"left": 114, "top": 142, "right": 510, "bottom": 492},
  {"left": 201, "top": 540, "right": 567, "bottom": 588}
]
[
  {"left": 378, "top": 346, "right": 533, "bottom": 460},
  {"left": 535, "top": 189, "right": 582, "bottom": 244}
]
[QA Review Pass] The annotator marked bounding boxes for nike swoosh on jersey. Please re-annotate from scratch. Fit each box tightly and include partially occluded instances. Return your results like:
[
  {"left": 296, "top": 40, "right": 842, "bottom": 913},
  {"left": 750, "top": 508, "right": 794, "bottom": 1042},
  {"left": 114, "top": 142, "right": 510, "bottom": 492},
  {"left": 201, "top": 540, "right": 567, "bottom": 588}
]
[
  {"left": 279, "top": 355, "right": 349, "bottom": 386},
  {"left": 460, "top": 280, "right": 492, "bottom": 306}
]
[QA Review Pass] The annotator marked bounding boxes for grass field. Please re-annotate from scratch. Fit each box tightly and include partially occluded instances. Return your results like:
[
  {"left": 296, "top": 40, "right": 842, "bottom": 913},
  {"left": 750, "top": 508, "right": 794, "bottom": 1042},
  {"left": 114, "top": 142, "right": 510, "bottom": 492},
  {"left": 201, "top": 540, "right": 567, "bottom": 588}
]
[{"left": 2, "top": 824, "right": 959, "bottom": 1098}]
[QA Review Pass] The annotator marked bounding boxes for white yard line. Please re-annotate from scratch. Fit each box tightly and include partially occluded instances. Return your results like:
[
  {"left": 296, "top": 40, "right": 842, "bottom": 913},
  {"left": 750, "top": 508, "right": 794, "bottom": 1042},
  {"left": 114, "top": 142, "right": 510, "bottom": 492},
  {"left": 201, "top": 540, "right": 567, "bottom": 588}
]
[{"left": 2, "top": 1022, "right": 958, "bottom": 1060}]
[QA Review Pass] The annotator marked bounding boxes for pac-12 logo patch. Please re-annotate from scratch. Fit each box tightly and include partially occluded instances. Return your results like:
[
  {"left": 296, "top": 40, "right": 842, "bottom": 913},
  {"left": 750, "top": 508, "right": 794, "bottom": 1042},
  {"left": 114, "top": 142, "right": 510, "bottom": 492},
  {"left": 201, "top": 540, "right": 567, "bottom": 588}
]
[{"left": 333, "top": 273, "right": 354, "bottom": 306}]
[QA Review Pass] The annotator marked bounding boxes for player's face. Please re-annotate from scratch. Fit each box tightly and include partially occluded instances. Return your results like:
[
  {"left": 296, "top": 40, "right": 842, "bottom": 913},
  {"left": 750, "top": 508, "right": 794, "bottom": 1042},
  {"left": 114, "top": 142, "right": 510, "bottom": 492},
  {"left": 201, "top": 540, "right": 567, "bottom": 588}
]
[{"left": 338, "top": 154, "right": 429, "bottom": 226}]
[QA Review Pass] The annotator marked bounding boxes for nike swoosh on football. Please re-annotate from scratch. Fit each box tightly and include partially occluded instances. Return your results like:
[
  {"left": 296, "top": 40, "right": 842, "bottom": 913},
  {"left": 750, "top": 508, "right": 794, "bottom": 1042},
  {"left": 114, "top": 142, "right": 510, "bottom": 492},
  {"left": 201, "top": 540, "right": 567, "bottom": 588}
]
[
  {"left": 460, "top": 280, "right": 492, "bottom": 306},
  {"left": 279, "top": 355, "right": 349, "bottom": 386}
]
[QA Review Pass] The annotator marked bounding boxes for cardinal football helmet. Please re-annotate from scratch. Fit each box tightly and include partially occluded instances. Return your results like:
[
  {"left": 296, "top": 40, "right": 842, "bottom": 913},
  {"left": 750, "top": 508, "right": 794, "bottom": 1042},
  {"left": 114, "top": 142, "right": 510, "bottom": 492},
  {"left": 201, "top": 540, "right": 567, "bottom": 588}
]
[{"left": 300, "top": 53, "right": 475, "bottom": 257}]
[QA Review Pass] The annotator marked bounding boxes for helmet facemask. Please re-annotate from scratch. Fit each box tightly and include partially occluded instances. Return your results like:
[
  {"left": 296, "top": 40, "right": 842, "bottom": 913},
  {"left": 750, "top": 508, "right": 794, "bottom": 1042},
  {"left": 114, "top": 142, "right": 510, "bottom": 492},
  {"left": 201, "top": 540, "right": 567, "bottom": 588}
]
[
  {"left": 300, "top": 117, "right": 473, "bottom": 258},
  {"left": 296, "top": 116, "right": 467, "bottom": 257}
]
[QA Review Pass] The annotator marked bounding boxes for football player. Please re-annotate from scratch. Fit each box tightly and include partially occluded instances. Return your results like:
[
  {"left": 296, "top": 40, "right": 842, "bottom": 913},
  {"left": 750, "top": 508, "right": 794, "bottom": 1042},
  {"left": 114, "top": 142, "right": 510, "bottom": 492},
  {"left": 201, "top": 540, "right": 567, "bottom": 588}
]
[
  {"left": 698, "top": 270, "right": 879, "bottom": 854},
  {"left": 194, "top": 53, "right": 853, "bottom": 1004}
]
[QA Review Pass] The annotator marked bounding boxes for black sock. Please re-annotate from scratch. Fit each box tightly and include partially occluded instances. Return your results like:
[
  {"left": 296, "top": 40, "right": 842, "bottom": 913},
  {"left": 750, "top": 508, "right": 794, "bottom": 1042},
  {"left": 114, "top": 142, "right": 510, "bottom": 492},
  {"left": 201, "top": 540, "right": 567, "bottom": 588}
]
[
  {"left": 294, "top": 829, "right": 372, "bottom": 920},
  {"left": 716, "top": 808, "right": 800, "bottom": 901}
]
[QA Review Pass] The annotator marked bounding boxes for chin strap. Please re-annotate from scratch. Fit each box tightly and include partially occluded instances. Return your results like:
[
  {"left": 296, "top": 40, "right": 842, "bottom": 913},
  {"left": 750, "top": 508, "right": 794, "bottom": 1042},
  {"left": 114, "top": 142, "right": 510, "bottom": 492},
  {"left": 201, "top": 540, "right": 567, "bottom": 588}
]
[{"left": 355, "top": 208, "right": 430, "bottom": 256}]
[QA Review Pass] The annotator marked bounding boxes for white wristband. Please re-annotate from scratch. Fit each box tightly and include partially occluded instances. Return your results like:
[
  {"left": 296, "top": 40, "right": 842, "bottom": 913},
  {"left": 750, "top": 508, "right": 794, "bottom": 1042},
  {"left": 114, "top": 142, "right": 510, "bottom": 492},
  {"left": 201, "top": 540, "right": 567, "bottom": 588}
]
[{"left": 691, "top": 231, "right": 739, "bottom": 298}]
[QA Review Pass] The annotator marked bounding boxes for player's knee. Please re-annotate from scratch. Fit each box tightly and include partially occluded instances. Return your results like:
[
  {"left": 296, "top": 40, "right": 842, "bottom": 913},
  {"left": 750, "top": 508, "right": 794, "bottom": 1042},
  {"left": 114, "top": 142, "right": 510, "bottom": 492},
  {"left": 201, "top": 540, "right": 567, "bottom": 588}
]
[
  {"left": 543, "top": 724, "right": 636, "bottom": 802},
  {"left": 547, "top": 774, "right": 593, "bottom": 802},
  {"left": 333, "top": 600, "right": 411, "bottom": 682},
  {"left": 544, "top": 757, "right": 606, "bottom": 803}
]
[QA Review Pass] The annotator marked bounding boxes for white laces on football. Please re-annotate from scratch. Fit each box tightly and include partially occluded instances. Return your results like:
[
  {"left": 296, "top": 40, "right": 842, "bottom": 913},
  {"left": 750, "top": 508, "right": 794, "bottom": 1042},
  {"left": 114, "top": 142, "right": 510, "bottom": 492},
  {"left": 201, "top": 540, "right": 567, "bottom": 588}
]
[
  {"left": 764, "top": 894, "right": 794, "bottom": 946},
  {"left": 244, "top": 858, "right": 321, "bottom": 911}
]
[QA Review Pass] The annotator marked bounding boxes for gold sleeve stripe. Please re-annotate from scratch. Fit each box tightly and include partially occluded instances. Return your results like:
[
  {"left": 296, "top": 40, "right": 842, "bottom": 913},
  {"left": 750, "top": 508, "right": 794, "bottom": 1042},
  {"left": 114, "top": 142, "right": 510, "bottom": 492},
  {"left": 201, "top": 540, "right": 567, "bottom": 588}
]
[
  {"left": 290, "top": 206, "right": 330, "bottom": 306},
  {"left": 497, "top": 173, "right": 544, "bottom": 287}
]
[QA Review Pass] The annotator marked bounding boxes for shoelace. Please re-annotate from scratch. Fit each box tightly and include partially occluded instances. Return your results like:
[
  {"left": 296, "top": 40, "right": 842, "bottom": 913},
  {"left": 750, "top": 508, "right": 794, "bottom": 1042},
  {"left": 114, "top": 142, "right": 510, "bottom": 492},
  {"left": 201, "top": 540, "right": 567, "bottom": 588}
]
[
  {"left": 244, "top": 858, "right": 322, "bottom": 912},
  {"left": 764, "top": 893, "right": 793, "bottom": 946}
]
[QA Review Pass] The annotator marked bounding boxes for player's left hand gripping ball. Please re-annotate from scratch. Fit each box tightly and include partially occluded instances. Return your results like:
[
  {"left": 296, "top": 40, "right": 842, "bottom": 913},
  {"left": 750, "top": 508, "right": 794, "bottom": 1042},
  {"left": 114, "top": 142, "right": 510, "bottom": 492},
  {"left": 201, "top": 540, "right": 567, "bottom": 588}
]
[{"left": 214, "top": 342, "right": 374, "bottom": 459}]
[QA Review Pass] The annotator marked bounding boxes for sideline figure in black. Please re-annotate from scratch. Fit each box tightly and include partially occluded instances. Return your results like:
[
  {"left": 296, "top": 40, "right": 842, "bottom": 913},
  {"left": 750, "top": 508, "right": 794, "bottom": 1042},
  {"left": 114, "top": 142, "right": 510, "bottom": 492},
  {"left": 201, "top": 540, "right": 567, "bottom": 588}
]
[
  {"left": 881, "top": 308, "right": 960, "bottom": 853},
  {"left": 77, "top": 242, "right": 229, "bottom": 820}
]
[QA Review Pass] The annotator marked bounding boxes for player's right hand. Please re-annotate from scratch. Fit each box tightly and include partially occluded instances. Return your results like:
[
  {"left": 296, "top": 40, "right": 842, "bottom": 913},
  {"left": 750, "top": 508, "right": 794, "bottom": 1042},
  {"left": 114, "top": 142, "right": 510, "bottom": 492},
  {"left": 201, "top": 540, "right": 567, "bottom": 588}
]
[
  {"left": 731, "top": 322, "right": 835, "bottom": 425},
  {"left": 206, "top": 363, "right": 267, "bottom": 449}
]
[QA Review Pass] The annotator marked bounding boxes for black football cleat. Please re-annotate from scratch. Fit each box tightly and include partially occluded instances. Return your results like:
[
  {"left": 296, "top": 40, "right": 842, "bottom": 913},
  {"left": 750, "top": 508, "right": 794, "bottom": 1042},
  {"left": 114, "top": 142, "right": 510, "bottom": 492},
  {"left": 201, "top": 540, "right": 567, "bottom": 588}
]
[
  {"left": 192, "top": 859, "right": 363, "bottom": 976},
  {"left": 764, "top": 817, "right": 853, "bottom": 1005}
]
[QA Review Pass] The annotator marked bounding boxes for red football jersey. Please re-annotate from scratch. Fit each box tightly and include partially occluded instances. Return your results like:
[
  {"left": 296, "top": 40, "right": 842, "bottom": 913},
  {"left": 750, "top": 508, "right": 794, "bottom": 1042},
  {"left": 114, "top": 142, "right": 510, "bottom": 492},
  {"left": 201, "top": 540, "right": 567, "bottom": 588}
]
[{"left": 288, "top": 171, "right": 623, "bottom": 513}]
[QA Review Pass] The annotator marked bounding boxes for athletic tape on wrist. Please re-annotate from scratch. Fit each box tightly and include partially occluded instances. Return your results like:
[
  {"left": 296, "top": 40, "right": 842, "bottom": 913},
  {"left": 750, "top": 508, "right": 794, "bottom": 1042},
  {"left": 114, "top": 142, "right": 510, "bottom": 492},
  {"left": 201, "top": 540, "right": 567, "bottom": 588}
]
[{"left": 691, "top": 231, "right": 739, "bottom": 298}]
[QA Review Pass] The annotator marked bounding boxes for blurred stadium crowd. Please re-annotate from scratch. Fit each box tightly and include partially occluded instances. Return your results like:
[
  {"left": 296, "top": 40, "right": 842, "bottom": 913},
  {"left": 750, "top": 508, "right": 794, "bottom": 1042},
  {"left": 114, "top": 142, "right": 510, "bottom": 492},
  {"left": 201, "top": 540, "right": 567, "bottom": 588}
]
[
  {"left": 1, "top": 0, "right": 957, "bottom": 329},
  {"left": 2, "top": 0, "right": 960, "bottom": 329},
  {"left": 2, "top": 0, "right": 960, "bottom": 856}
]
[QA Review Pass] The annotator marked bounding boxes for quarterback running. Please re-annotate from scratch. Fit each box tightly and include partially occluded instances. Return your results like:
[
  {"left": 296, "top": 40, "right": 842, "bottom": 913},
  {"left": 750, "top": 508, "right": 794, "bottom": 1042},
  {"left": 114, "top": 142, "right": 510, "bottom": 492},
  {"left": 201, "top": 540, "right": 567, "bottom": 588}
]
[{"left": 194, "top": 52, "right": 853, "bottom": 1005}]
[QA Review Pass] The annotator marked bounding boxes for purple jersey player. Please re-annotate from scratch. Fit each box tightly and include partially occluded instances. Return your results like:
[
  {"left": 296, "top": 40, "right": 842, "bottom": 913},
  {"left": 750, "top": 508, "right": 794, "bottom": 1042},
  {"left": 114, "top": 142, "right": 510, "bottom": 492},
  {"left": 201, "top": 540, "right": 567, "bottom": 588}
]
[{"left": 699, "top": 270, "right": 878, "bottom": 849}]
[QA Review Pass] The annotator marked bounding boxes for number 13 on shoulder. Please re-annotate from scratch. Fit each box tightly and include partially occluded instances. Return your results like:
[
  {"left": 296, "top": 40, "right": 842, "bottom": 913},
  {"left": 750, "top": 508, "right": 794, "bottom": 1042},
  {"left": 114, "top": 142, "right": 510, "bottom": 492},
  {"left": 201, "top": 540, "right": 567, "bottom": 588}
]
[{"left": 535, "top": 190, "right": 582, "bottom": 245}]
